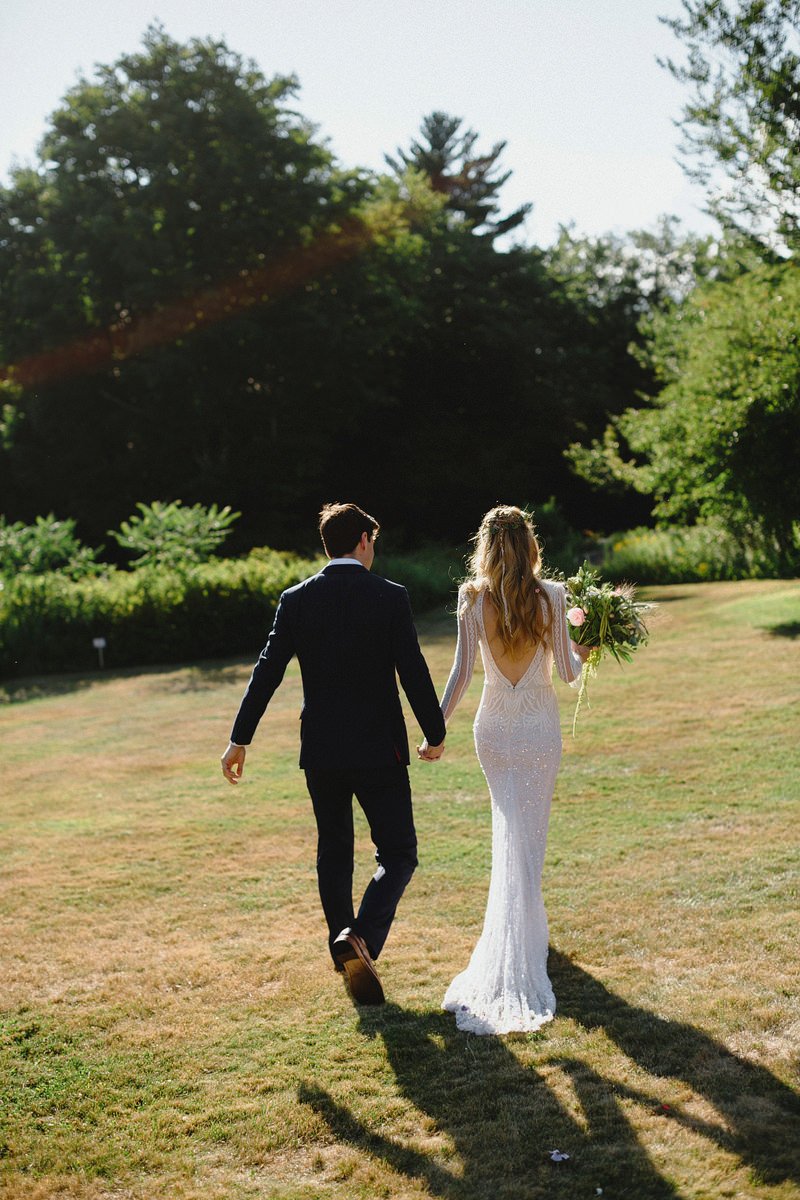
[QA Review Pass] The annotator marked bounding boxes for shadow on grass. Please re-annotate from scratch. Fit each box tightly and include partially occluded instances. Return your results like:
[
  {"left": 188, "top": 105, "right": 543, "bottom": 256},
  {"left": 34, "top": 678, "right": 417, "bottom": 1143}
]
[
  {"left": 0, "top": 673, "right": 99, "bottom": 705},
  {"left": 550, "top": 951, "right": 800, "bottom": 1189},
  {"left": 764, "top": 621, "right": 800, "bottom": 639},
  {"left": 0, "top": 657, "right": 249, "bottom": 704},
  {"left": 299, "top": 957, "right": 800, "bottom": 1198},
  {"left": 299, "top": 1001, "right": 680, "bottom": 1200}
]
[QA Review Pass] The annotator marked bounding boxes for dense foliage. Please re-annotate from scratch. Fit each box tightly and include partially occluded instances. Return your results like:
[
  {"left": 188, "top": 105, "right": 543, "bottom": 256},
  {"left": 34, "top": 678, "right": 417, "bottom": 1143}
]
[
  {"left": 0, "top": 513, "right": 100, "bottom": 580},
  {"left": 600, "top": 524, "right": 760, "bottom": 584},
  {"left": 0, "top": 550, "right": 318, "bottom": 676},
  {"left": 566, "top": 2, "right": 800, "bottom": 573},
  {"left": 570, "top": 261, "right": 800, "bottom": 572},
  {"left": 108, "top": 499, "right": 240, "bottom": 568},
  {"left": 661, "top": 0, "right": 800, "bottom": 254},
  {"left": 2, "top": 17, "right": 797, "bottom": 598},
  {"left": 0, "top": 24, "right": 665, "bottom": 551},
  {"left": 0, "top": 541, "right": 480, "bottom": 677}
]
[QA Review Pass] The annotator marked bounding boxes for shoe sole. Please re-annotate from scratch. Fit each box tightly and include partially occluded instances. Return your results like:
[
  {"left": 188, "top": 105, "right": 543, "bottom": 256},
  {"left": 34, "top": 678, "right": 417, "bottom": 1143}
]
[{"left": 335, "top": 946, "right": 385, "bottom": 1005}]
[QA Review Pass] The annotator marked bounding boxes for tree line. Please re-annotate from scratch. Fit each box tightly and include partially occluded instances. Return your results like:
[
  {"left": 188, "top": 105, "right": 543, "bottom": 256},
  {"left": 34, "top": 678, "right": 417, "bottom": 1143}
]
[{"left": 1, "top": 3, "right": 797, "bottom": 565}]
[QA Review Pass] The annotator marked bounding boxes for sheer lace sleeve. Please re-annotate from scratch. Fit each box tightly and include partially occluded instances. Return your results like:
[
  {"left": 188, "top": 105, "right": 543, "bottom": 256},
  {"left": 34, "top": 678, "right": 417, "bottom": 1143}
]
[
  {"left": 549, "top": 580, "right": 583, "bottom": 687},
  {"left": 440, "top": 587, "right": 479, "bottom": 723}
]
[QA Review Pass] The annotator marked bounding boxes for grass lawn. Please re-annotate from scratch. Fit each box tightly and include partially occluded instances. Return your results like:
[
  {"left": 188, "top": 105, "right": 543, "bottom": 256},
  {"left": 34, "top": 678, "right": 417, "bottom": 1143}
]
[{"left": 1, "top": 579, "right": 799, "bottom": 1200}]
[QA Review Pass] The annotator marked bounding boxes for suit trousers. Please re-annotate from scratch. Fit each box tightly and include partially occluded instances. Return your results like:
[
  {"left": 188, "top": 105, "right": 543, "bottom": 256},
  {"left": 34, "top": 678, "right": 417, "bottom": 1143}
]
[{"left": 304, "top": 764, "right": 418, "bottom": 962}]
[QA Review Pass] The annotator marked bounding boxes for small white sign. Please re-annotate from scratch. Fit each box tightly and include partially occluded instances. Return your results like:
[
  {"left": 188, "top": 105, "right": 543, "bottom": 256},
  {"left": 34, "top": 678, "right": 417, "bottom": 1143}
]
[{"left": 92, "top": 637, "right": 107, "bottom": 650}]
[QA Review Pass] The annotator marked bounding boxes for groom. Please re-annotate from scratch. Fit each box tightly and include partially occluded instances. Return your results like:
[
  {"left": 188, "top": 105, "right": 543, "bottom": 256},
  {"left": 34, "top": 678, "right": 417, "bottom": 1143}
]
[{"left": 220, "top": 502, "right": 446, "bottom": 1005}]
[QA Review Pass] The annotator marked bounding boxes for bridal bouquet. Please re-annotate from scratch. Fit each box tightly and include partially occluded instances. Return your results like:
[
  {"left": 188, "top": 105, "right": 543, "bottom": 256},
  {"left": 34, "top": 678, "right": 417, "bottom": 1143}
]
[{"left": 565, "top": 562, "right": 653, "bottom": 735}]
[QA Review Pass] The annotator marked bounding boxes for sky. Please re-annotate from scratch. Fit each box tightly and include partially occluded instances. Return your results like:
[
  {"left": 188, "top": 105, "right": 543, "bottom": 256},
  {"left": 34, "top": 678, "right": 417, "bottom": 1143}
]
[{"left": 0, "top": 0, "right": 718, "bottom": 248}]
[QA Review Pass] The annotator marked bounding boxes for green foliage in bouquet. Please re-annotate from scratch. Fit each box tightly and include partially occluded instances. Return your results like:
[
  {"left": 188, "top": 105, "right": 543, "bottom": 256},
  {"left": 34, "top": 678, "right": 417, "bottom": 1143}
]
[{"left": 565, "top": 561, "right": 653, "bottom": 734}]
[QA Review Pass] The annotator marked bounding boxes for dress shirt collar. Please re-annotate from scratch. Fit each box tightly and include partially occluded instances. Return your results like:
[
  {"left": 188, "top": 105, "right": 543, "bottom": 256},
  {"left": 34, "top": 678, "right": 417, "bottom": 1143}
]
[{"left": 326, "top": 557, "right": 365, "bottom": 567}]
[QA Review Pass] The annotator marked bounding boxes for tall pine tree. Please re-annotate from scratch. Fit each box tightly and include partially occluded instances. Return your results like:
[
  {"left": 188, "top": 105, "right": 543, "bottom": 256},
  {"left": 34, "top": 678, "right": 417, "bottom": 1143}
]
[{"left": 386, "top": 111, "right": 531, "bottom": 240}]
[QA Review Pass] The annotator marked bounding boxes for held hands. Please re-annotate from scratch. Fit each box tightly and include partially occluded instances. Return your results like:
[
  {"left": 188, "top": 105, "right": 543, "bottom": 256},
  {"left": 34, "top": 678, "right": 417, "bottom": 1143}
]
[
  {"left": 221, "top": 742, "right": 246, "bottom": 785},
  {"left": 417, "top": 738, "right": 445, "bottom": 762}
]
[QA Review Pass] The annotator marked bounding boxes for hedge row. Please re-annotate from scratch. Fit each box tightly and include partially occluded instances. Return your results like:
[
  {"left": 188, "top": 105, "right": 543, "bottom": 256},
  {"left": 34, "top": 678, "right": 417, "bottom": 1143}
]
[
  {"left": 0, "top": 551, "right": 320, "bottom": 677},
  {"left": 0, "top": 547, "right": 464, "bottom": 678},
  {"left": 6, "top": 525, "right": 786, "bottom": 679}
]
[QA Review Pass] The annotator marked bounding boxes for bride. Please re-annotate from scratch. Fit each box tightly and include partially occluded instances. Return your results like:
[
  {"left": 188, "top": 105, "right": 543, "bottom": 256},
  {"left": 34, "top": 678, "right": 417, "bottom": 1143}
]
[{"left": 421, "top": 505, "right": 592, "bottom": 1035}]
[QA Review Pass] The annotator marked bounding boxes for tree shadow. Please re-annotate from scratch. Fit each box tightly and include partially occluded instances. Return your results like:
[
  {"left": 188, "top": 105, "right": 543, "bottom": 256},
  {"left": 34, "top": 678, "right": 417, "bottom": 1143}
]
[
  {"left": 549, "top": 950, "right": 800, "bottom": 1188},
  {"left": 764, "top": 621, "right": 800, "bottom": 639},
  {"left": 299, "top": 1001, "right": 680, "bottom": 1200},
  {"left": 0, "top": 673, "right": 98, "bottom": 705},
  {"left": 0, "top": 657, "right": 248, "bottom": 704},
  {"left": 638, "top": 591, "right": 690, "bottom": 603}
]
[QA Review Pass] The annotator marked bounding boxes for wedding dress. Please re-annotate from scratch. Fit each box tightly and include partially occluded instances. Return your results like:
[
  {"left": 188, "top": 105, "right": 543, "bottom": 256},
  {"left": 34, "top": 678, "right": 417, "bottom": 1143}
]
[{"left": 439, "top": 579, "right": 583, "bottom": 1035}]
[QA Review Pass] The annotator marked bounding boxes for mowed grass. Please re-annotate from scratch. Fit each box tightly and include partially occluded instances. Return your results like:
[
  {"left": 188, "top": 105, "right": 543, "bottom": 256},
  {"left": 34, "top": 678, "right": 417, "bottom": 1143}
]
[{"left": 1, "top": 579, "right": 799, "bottom": 1200}]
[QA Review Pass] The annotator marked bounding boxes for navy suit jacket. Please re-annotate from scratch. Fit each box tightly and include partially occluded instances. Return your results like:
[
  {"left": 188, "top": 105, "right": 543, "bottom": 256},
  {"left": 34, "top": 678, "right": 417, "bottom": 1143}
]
[{"left": 230, "top": 563, "right": 447, "bottom": 769}]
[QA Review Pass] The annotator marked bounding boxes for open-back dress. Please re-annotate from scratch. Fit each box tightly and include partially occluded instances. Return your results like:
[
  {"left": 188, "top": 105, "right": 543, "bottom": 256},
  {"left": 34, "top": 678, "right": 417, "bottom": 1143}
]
[{"left": 439, "top": 578, "right": 582, "bottom": 1034}]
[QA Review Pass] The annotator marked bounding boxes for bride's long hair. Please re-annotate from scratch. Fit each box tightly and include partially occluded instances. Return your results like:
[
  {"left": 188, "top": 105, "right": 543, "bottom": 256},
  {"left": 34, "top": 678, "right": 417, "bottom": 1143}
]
[{"left": 462, "top": 505, "right": 552, "bottom": 658}]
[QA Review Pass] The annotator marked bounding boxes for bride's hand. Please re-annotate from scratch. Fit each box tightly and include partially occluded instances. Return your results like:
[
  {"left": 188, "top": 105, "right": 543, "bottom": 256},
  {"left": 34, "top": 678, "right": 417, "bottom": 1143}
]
[{"left": 571, "top": 640, "right": 596, "bottom": 663}]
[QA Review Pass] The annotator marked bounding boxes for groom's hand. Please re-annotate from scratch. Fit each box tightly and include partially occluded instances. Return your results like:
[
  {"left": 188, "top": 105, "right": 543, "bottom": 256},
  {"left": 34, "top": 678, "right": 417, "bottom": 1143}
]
[
  {"left": 221, "top": 742, "right": 246, "bottom": 785},
  {"left": 417, "top": 739, "right": 445, "bottom": 762}
]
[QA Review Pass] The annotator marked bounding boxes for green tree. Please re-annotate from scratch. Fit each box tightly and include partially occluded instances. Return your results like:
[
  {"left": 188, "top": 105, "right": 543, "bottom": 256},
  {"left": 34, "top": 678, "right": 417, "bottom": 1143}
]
[
  {"left": 0, "top": 25, "right": 361, "bottom": 542},
  {"left": 1, "top": 23, "right": 350, "bottom": 359},
  {"left": 385, "top": 111, "right": 531, "bottom": 239},
  {"left": 0, "top": 28, "right": 667, "bottom": 550},
  {"left": 661, "top": 0, "right": 800, "bottom": 254},
  {"left": 568, "top": 261, "right": 800, "bottom": 569},
  {"left": 539, "top": 216, "right": 724, "bottom": 526},
  {"left": 544, "top": 214, "right": 723, "bottom": 312}
]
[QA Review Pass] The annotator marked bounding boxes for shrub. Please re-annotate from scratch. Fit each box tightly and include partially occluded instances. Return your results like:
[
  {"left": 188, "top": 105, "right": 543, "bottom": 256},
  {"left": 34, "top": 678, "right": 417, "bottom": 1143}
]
[
  {"left": 373, "top": 546, "right": 464, "bottom": 613},
  {"left": 0, "top": 541, "right": 472, "bottom": 678},
  {"left": 598, "top": 523, "right": 797, "bottom": 585},
  {"left": 0, "top": 514, "right": 100, "bottom": 580},
  {"left": 108, "top": 500, "right": 240, "bottom": 568},
  {"left": 0, "top": 549, "right": 319, "bottom": 677},
  {"left": 371, "top": 502, "right": 588, "bottom": 610}
]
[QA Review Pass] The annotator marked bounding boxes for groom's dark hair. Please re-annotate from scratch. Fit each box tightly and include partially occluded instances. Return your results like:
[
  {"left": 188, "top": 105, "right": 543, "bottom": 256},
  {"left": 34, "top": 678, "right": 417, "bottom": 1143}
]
[{"left": 319, "top": 502, "right": 380, "bottom": 557}]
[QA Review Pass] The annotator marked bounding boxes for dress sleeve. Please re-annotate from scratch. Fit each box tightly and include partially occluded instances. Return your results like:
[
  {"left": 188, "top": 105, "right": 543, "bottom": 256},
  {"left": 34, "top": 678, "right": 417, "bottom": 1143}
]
[
  {"left": 550, "top": 581, "right": 584, "bottom": 687},
  {"left": 440, "top": 588, "right": 479, "bottom": 723}
]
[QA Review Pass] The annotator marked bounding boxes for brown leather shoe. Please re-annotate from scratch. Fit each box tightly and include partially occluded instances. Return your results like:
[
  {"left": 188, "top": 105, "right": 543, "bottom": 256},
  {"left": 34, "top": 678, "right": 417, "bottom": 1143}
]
[{"left": 332, "top": 930, "right": 385, "bottom": 1005}]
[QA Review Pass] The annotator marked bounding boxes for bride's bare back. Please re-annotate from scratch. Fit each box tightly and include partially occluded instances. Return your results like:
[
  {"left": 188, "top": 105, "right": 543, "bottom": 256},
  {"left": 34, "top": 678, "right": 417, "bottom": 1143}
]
[{"left": 480, "top": 593, "right": 541, "bottom": 686}]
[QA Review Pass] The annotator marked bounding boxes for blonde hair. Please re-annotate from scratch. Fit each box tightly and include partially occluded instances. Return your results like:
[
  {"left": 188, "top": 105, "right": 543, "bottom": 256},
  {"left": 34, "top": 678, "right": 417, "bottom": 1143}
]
[{"left": 462, "top": 505, "right": 552, "bottom": 658}]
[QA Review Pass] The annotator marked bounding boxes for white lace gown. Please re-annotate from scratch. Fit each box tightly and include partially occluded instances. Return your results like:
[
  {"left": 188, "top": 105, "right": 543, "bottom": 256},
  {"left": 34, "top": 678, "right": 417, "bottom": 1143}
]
[{"left": 440, "top": 579, "right": 583, "bottom": 1035}]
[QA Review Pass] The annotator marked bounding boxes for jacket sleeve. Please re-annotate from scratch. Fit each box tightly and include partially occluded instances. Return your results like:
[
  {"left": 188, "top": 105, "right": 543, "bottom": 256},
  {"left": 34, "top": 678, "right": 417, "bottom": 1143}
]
[
  {"left": 230, "top": 593, "right": 296, "bottom": 745},
  {"left": 392, "top": 587, "right": 447, "bottom": 747}
]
